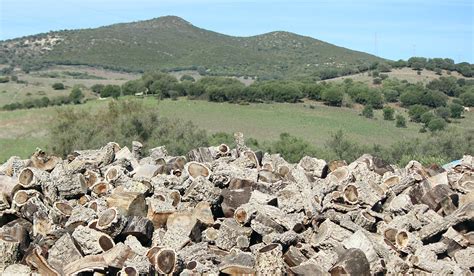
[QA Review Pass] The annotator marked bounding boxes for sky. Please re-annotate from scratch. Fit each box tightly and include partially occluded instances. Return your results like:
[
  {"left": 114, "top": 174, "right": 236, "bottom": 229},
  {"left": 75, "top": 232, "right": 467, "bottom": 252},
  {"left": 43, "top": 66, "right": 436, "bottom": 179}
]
[{"left": 1, "top": 0, "right": 473, "bottom": 62}]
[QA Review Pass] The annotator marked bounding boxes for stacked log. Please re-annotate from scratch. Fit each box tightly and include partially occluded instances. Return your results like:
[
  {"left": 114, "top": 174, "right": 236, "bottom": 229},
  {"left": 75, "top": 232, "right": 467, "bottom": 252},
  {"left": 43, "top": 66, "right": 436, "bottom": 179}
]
[{"left": 0, "top": 138, "right": 473, "bottom": 275}]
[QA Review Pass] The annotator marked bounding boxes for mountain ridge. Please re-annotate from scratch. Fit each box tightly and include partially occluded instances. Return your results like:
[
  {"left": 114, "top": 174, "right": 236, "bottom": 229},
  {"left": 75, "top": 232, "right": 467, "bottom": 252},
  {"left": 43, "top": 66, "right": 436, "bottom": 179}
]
[{"left": 0, "top": 15, "right": 385, "bottom": 78}]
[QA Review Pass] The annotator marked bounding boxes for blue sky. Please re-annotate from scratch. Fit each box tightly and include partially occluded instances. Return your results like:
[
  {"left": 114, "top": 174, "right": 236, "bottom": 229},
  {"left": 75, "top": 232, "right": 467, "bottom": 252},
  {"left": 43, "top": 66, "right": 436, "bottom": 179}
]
[{"left": 1, "top": 0, "right": 473, "bottom": 62}]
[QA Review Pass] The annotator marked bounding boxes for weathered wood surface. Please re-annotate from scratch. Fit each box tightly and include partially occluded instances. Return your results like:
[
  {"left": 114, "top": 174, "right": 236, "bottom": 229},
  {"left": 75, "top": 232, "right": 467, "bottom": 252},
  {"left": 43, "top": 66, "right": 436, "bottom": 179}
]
[{"left": 0, "top": 138, "right": 472, "bottom": 275}]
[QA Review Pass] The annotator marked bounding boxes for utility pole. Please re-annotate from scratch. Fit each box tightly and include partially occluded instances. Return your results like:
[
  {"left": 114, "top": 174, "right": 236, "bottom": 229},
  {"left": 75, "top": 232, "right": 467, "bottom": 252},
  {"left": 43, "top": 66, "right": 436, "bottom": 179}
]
[{"left": 374, "top": 33, "right": 378, "bottom": 56}]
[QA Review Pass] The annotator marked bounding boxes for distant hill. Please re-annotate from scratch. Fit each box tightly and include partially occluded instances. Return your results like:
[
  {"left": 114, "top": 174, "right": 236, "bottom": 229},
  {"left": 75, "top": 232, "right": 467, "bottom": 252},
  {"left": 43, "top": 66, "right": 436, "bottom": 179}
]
[{"left": 0, "top": 16, "right": 384, "bottom": 78}]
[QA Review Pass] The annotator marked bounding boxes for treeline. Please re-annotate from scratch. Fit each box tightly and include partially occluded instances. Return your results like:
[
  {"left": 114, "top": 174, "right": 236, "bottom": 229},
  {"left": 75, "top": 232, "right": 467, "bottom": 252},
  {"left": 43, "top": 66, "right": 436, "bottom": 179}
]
[
  {"left": 2, "top": 86, "right": 84, "bottom": 111},
  {"left": 48, "top": 100, "right": 473, "bottom": 166},
  {"left": 112, "top": 71, "right": 473, "bottom": 131}
]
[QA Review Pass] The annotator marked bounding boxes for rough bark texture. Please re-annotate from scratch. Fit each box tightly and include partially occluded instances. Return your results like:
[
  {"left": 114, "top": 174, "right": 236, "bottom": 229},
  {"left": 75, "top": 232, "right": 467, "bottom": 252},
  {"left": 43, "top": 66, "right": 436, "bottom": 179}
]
[{"left": 0, "top": 142, "right": 472, "bottom": 275}]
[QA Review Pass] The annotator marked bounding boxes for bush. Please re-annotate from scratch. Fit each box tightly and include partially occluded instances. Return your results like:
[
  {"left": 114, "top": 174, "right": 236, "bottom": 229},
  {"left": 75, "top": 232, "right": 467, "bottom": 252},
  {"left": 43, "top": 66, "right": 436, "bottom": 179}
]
[
  {"left": 0, "top": 76, "right": 9, "bottom": 83},
  {"left": 408, "top": 105, "right": 430, "bottom": 122},
  {"left": 383, "top": 89, "right": 399, "bottom": 102},
  {"left": 180, "top": 74, "right": 195, "bottom": 82},
  {"left": 267, "top": 133, "right": 318, "bottom": 163},
  {"left": 49, "top": 100, "right": 210, "bottom": 157},
  {"left": 434, "top": 107, "right": 450, "bottom": 120},
  {"left": 362, "top": 105, "right": 374, "bottom": 118},
  {"left": 396, "top": 115, "right": 407, "bottom": 128},
  {"left": 449, "top": 103, "right": 464, "bottom": 118},
  {"left": 101, "top": 85, "right": 121, "bottom": 99},
  {"left": 321, "top": 86, "right": 344, "bottom": 106},
  {"left": 91, "top": 84, "right": 105, "bottom": 94},
  {"left": 427, "top": 118, "right": 446, "bottom": 132},
  {"left": 383, "top": 106, "right": 395, "bottom": 120},
  {"left": 420, "top": 111, "right": 435, "bottom": 125},
  {"left": 52, "top": 83, "right": 65, "bottom": 90},
  {"left": 69, "top": 86, "right": 84, "bottom": 104},
  {"left": 373, "top": 78, "right": 382, "bottom": 85},
  {"left": 460, "top": 92, "right": 474, "bottom": 107}
]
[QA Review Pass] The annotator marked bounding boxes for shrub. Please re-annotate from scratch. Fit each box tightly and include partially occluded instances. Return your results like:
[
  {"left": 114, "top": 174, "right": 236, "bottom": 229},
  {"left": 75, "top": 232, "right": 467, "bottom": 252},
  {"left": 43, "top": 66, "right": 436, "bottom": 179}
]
[
  {"left": 69, "top": 86, "right": 84, "bottom": 104},
  {"left": 267, "top": 133, "right": 318, "bottom": 163},
  {"left": 180, "top": 74, "right": 195, "bottom": 82},
  {"left": 383, "top": 106, "right": 395, "bottom": 120},
  {"left": 321, "top": 86, "right": 344, "bottom": 106},
  {"left": 396, "top": 115, "right": 407, "bottom": 128},
  {"left": 408, "top": 105, "right": 430, "bottom": 122},
  {"left": 362, "top": 105, "right": 374, "bottom": 118},
  {"left": 434, "top": 107, "right": 450, "bottom": 120},
  {"left": 460, "top": 92, "right": 474, "bottom": 107},
  {"left": 49, "top": 100, "right": 210, "bottom": 157},
  {"left": 10, "top": 75, "right": 18, "bottom": 82},
  {"left": 383, "top": 89, "right": 399, "bottom": 102},
  {"left": 0, "top": 76, "right": 9, "bottom": 83},
  {"left": 91, "top": 84, "right": 105, "bottom": 93},
  {"left": 427, "top": 118, "right": 446, "bottom": 132},
  {"left": 52, "top": 83, "right": 65, "bottom": 90},
  {"left": 373, "top": 78, "right": 382, "bottom": 85},
  {"left": 449, "top": 103, "right": 464, "bottom": 118},
  {"left": 101, "top": 84, "right": 121, "bottom": 99},
  {"left": 420, "top": 111, "right": 435, "bottom": 125}
]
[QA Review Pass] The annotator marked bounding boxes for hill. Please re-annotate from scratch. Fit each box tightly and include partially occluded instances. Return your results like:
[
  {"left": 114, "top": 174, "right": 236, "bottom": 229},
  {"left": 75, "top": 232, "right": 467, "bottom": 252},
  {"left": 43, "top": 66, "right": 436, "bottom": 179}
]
[{"left": 0, "top": 16, "right": 384, "bottom": 79}]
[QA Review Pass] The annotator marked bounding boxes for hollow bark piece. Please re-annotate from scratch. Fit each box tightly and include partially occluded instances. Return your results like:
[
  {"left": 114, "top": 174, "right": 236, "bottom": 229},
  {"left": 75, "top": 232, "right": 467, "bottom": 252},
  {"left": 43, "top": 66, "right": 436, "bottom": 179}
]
[
  {"left": 49, "top": 163, "right": 88, "bottom": 199},
  {"left": 453, "top": 246, "right": 474, "bottom": 270},
  {"left": 120, "top": 216, "right": 154, "bottom": 246},
  {"left": 102, "top": 243, "right": 133, "bottom": 269},
  {"left": 395, "top": 230, "right": 422, "bottom": 254},
  {"left": 354, "top": 210, "right": 377, "bottom": 231},
  {"left": 221, "top": 186, "right": 253, "bottom": 218},
  {"left": 25, "top": 246, "right": 60, "bottom": 276},
  {"left": 283, "top": 245, "right": 308, "bottom": 267},
  {"left": 0, "top": 175, "right": 18, "bottom": 202},
  {"left": 0, "top": 235, "right": 21, "bottom": 273},
  {"left": 219, "top": 250, "right": 256, "bottom": 275},
  {"left": 91, "top": 181, "right": 113, "bottom": 197},
  {"left": 119, "top": 266, "right": 139, "bottom": 276},
  {"left": 146, "top": 197, "right": 175, "bottom": 229},
  {"left": 12, "top": 189, "right": 41, "bottom": 210},
  {"left": 185, "top": 161, "right": 211, "bottom": 180},
  {"left": 234, "top": 132, "right": 249, "bottom": 154},
  {"left": 161, "top": 212, "right": 198, "bottom": 250},
  {"left": 47, "top": 233, "right": 83, "bottom": 273},
  {"left": 1, "top": 219, "right": 31, "bottom": 255},
  {"left": 441, "top": 227, "right": 470, "bottom": 257},
  {"left": 390, "top": 173, "right": 416, "bottom": 195},
  {"left": 255, "top": 243, "right": 285, "bottom": 275},
  {"left": 342, "top": 184, "right": 359, "bottom": 204},
  {"left": 63, "top": 254, "right": 108, "bottom": 275},
  {"left": 234, "top": 203, "right": 258, "bottom": 225},
  {"left": 153, "top": 248, "right": 177, "bottom": 275},
  {"left": 72, "top": 225, "right": 115, "bottom": 255},
  {"left": 106, "top": 190, "right": 147, "bottom": 217},
  {"left": 418, "top": 202, "right": 473, "bottom": 241},
  {"left": 299, "top": 156, "right": 328, "bottom": 178},
  {"left": 193, "top": 201, "right": 214, "bottom": 225},
  {"left": 342, "top": 230, "right": 384, "bottom": 275},
  {"left": 186, "top": 147, "right": 213, "bottom": 163},
  {"left": 216, "top": 218, "right": 253, "bottom": 251},
  {"left": 310, "top": 219, "right": 352, "bottom": 250},
  {"left": 327, "top": 166, "right": 352, "bottom": 184},
  {"left": 133, "top": 164, "right": 161, "bottom": 180},
  {"left": 97, "top": 207, "right": 127, "bottom": 238},
  {"left": 30, "top": 149, "right": 60, "bottom": 172},
  {"left": 329, "top": 248, "right": 370, "bottom": 276},
  {"left": 421, "top": 184, "right": 458, "bottom": 214},
  {"left": 20, "top": 196, "right": 49, "bottom": 223},
  {"left": 18, "top": 167, "right": 49, "bottom": 188},
  {"left": 65, "top": 204, "right": 97, "bottom": 229},
  {"left": 183, "top": 176, "right": 221, "bottom": 205}
]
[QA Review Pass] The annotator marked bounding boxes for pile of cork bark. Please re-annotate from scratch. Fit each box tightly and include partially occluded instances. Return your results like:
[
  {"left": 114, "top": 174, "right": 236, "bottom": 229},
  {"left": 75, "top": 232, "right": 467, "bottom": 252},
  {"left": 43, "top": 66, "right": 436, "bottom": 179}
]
[{"left": 0, "top": 133, "right": 472, "bottom": 275}]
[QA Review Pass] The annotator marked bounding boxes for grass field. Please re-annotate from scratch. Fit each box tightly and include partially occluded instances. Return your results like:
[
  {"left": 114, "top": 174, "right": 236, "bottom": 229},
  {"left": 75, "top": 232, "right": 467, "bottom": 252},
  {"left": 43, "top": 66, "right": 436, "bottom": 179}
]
[
  {"left": 327, "top": 67, "right": 473, "bottom": 85},
  {"left": 2, "top": 97, "right": 473, "bottom": 162}
]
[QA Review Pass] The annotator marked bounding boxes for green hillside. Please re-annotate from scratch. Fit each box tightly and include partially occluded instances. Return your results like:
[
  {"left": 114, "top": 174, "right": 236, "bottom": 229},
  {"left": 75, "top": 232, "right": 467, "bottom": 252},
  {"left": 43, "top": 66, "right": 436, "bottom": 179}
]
[{"left": 1, "top": 16, "right": 384, "bottom": 78}]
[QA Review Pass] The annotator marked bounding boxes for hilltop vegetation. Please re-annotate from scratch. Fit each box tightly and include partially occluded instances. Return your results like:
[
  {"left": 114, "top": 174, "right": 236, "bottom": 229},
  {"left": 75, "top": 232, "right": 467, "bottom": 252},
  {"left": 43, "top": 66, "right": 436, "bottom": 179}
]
[{"left": 1, "top": 16, "right": 383, "bottom": 79}]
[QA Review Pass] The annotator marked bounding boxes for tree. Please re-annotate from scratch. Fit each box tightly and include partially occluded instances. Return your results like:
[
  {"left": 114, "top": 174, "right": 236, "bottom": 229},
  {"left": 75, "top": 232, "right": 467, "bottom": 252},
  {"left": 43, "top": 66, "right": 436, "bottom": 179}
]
[
  {"left": 449, "top": 103, "right": 464, "bottom": 118},
  {"left": 321, "top": 86, "right": 343, "bottom": 106},
  {"left": 362, "top": 105, "right": 374, "bottom": 118},
  {"left": 101, "top": 85, "right": 121, "bottom": 99},
  {"left": 383, "top": 106, "right": 395, "bottom": 120},
  {"left": 408, "top": 105, "right": 430, "bottom": 122},
  {"left": 377, "top": 62, "right": 391, "bottom": 72},
  {"left": 52, "top": 83, "right": 65, "bottom": 90},
  {"left": 420, "top": 112, "right": 435, "bottom": 125},
  {"left": 396, "top": 115, "right": 407, "bottom": 128},
  {"left": 426, "top": 76, "right": 460, "bottom": 96},
  {"left": 460, "top": 92, "right": 474, "bottom": 107},
  {"left": 383, "top": 89, "right": 399, "bottom": 102},
  {"left": 434, "top": 107, "right": 450, "bottom": 120},
  {"left": 69, "top": 87, "right": 84, "bottom": 104},
  {"left": 427, "top": 118, "right": 446, "bottom": 132},
  {"left": 91, "top": 84, "right": 105, "bottom": 94}
]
